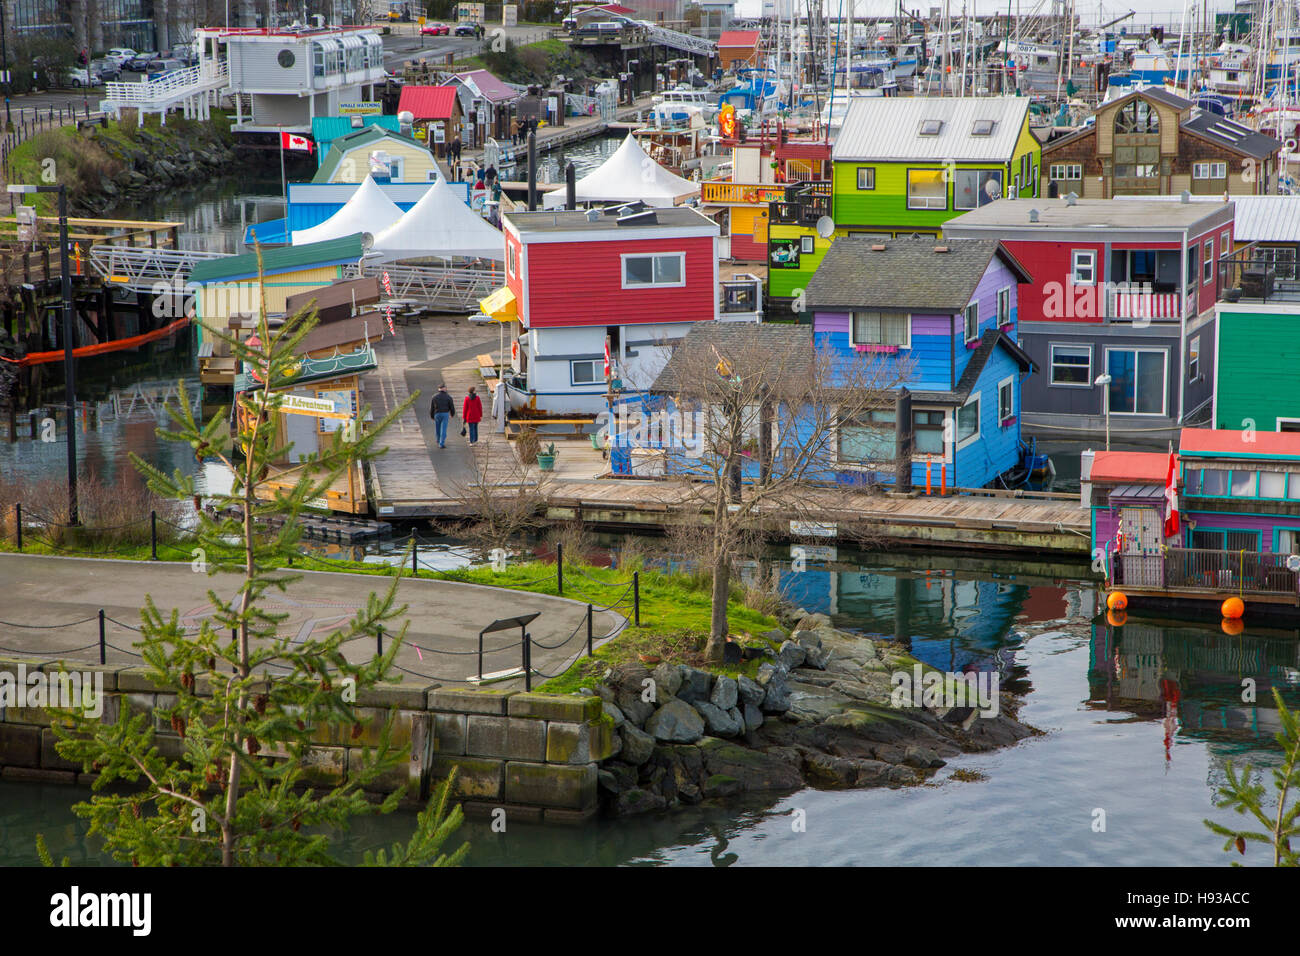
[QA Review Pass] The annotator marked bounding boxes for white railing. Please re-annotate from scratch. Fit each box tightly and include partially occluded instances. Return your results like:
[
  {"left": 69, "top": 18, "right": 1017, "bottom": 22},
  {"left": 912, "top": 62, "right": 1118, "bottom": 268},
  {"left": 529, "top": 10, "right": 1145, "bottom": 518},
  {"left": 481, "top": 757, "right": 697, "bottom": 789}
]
[
  {"left": 88, "top": 245, "right": 226, "bottom": 291},
  {"left": 1106, "top": 288, "right": 1185, "bottom": 321},
  {"left": 101, "top": 60, "right": 229, "bottom": 106},
  {"left": 637, "top": 21, "right": 717, "bottom": 57}
]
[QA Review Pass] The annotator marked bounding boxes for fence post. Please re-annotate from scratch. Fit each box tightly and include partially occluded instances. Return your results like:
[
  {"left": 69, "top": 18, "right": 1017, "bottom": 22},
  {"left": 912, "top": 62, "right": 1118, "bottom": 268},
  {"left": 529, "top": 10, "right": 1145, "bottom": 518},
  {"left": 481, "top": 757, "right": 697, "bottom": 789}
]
[
  {"left": 98, "top": 609, "right": 106, "bottom": 665},
  {"left": 556, "top": 543, "right": 563, "bottom": 595},
  {"left": 150, "top": 510, "right": 158, "bottom": 560},
  {"left": 15, "top": 503, "right": 21, "bottom": 550},
  {"left": 523, "top": 631, "right": 532, "bottom": 691},
  {"left": 376, "top": 625, "right": 383, "bottom": 658},
  {"left": 586, "top": 604, "right": 593, "bottom": 657},
  {"left": 633, "top": 571, "right": 640, "bottom": 626},
  {"left": 410, "top": 533, "right": 417, "bottom": 574},
  {"left": 477, "top": 628, "right": 484, "bottom": 682}
]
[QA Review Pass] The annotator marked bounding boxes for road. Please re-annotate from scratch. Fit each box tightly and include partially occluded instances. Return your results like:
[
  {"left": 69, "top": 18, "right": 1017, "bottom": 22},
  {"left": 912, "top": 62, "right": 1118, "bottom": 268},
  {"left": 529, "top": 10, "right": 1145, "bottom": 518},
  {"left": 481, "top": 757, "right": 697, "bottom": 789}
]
[{"left": 0, "top": 553, "right": 622, "bottom": 688}]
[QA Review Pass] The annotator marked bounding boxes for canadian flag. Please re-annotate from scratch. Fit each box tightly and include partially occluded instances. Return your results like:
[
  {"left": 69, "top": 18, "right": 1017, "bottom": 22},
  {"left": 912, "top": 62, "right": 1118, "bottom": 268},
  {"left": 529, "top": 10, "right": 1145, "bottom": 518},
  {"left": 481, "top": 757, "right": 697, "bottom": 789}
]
[
  {"left": 1163, "top": 451, "right": 1180, "bottom": 539},
  {"left": 603, "top": 338, "right": 611, "bottom": 379},
  {"left": 281, "top": 132, "right": 313, "bottom": 153}
]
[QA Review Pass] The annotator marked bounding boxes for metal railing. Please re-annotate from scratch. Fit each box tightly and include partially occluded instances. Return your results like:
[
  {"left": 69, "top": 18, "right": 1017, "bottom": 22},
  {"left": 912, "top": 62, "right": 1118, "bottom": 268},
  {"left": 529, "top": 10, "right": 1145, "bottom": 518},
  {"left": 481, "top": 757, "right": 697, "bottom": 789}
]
[
  {"left": 100, "top": 60, "right": 229, "bottom": 109},
  {"left": 1216, "top": 246, "right": 1300, "bottom": 305},
  {"left": 1114, "top": 546, "right": 1300, "bottom": 597},
  {"left": 770, "top": 180, "right": 832, "bottom": 225}
]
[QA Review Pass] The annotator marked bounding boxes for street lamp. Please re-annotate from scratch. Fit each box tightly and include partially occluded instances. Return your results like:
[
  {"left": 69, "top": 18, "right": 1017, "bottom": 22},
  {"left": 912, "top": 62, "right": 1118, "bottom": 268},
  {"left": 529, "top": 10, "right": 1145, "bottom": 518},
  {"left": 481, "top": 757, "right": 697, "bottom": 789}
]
[
  {"left": 1094, "top": 372, "right": 1112, "bottom": 452},
  {"left": 9, "top": 182, "right": 77, "bottom": 524}
]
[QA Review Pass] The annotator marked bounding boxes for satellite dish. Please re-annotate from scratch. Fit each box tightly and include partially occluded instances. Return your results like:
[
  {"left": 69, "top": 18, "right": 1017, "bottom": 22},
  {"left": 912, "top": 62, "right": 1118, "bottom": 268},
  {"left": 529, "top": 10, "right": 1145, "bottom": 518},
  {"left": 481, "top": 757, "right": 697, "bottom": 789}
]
[
  {"left": 815, "top": 215, "right": 835, "bottom": 239},
  {"left": 984, "top": 178, "right": 1002, "bottom": 200}
]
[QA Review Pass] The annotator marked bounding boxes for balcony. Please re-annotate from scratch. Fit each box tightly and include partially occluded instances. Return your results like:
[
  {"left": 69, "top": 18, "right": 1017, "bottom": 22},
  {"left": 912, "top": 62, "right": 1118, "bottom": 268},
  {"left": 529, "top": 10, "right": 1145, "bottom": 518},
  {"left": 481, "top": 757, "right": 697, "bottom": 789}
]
[
  {"left": 1113, "top": 547, "right": 1300, "bottom": 599},
  {"left": 1105, "top": 287, "right": 1192, "bottom": 321},
  {"left": 770, "top": 181, "right": 831, "bottom": 226},
  {"left": 1216, "top": 246, "right": 1300, "bottom": 305},
  {"left": 701, "top": 180, "right": 786, "bottom": 206}
]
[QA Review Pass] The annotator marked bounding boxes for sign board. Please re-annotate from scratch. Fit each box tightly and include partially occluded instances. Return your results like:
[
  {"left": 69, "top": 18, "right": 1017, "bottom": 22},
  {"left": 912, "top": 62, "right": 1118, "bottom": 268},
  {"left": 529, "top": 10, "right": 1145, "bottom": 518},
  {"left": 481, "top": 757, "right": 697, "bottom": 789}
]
[
  {"left": 790, "top": 520, "right": 837, "bottom": 538},
  {"left": 418, "top": 16, "right": 426, "bottom": 26},
  {"left": 546, "top": 96, "right": 557, "bottom": 116},
  {"left": 433, "top": 121, "right": 446, "bottom": 143},
  {"left": 339, "top": 102, "right": 382, "bottom": 115},
  {"left": 502, "top": 4, "right": 517, "bottom": 26},
  {"left": 250, "top": 391, "right": 350, "bottom": 419},
  {"left": 16, "top": 205, "right": 36, "bottom": 243},
  {"left": 457, "top": 3, "right": 485, "bottom": 23}
]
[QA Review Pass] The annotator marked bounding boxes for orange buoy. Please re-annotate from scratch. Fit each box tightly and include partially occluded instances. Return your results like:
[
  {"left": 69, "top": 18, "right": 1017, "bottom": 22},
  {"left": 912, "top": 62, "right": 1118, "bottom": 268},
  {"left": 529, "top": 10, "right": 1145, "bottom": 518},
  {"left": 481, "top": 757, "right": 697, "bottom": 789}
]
[
  {"left": 1221, "top": 617, "right": 1245, "bottom": 636},
  {"left": 1106, "top": 608, "right": 1127, "bottom": 627},
  {"left": 1221, "top": 596, "right": 1245, "bottom": 620},
  {"left": 1106, "top": 591, "right": 1128, "bottom": 611}
]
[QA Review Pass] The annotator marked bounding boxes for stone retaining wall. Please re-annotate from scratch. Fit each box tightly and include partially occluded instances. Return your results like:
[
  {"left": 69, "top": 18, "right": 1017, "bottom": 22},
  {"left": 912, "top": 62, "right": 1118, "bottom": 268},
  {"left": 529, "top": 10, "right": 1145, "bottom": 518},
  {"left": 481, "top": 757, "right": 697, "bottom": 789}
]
[{"left": 0, "top": 659, "right": 614, "bottom": 825}]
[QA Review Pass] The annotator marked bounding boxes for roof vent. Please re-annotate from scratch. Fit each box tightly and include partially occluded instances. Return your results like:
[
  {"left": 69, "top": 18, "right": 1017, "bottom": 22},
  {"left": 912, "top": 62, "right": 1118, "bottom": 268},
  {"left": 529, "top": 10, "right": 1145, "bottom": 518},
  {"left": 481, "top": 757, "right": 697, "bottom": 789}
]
[
  {"left": 1065, "top": 192, "right": 1078, "bottom": 206},
  {"left": 617, "top": 209, "right": 658, "bottom": 226},
  {"left": 1180, "top": 189, "right": 1191, "bottom": 203},
  {"left": 585, "top": 208, "right": 600, "bottom": 222},
  {"left": 870, "top": 243, "right": 887, "bottom": 251},
  {"left": 933, "top": 245, "right": 949, "bottom": 253},
  {"left": 350, "top": 114, "right": 364, "bottom": 128},
  {"left": 1029, "top": 208, "right": 1039, "bottom": 222}
]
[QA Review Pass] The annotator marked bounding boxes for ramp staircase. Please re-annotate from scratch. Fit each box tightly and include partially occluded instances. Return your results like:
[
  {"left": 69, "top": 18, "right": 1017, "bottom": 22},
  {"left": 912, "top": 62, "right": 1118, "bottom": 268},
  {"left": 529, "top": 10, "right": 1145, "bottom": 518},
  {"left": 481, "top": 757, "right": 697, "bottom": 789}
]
[{"left": 100, "top": 61, "right": 229, "bottom": 126}]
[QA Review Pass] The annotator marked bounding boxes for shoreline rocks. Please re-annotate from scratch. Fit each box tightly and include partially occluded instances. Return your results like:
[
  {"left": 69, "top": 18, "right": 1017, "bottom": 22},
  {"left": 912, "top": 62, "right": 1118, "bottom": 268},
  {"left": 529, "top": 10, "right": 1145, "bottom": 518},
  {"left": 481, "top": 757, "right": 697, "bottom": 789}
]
[{"left": 593, "top": 621, "right": 1037, "bottom": 818}]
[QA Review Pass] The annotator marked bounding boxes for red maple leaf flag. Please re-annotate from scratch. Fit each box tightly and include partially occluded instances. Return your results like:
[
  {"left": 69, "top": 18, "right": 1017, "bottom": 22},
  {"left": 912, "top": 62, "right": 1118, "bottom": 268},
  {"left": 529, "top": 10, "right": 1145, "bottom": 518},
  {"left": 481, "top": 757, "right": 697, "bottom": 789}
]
[
  {"left": 603, "top": 337, "right": 611, "bottom": 379},
  {"left": 280, "top": 132, "right": 314, "bottom": 153},
  {"left": 1164, "top": 451, "right": 1180, "bottom": 539}
]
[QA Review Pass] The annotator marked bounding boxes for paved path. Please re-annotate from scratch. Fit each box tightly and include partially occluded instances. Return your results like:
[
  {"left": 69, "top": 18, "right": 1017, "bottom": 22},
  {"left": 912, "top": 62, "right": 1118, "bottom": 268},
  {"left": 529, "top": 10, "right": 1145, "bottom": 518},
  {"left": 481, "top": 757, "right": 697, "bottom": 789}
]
[{"left": 0, "top": 554, "right": 622, "bottom": 687}]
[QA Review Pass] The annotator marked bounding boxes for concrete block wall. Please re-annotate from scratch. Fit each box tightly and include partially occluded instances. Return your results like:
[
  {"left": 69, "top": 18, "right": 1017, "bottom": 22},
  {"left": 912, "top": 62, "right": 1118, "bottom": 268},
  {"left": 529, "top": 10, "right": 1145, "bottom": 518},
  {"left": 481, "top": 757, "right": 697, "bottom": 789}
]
[{"left": 0, "top": 658, "right": 614, "bottom": 825}]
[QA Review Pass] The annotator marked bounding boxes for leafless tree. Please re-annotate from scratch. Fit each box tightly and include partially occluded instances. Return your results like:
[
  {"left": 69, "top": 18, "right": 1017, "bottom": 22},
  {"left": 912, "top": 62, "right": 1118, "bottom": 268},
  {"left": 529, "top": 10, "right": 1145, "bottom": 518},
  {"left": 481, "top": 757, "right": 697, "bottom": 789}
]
[
  {"left": 644, "top": 324, "right": 910, "bottom": 661},
  {"left": 451, "top": 439, "right": 551, "bottom": 561}
]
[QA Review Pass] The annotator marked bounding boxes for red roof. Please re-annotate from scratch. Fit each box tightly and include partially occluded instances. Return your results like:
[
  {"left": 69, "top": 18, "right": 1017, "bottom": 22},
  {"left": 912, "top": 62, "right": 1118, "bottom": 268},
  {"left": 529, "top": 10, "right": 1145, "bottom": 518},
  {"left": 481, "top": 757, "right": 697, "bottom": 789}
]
[
  {"left": 1090, "top": 451, "right": 1168, "bottom": 484},
  {"left": 1179, "top": 427, "right": 1300, "bottom": 458},
  {"left": 595, "top": 3, "right": 635, "bottom": 13},
  {"left": 718, "top": 30, "right": 761, "bottom": 48},
  {"left": 398, "top": 85, "right": 459, "bottom": 121}
]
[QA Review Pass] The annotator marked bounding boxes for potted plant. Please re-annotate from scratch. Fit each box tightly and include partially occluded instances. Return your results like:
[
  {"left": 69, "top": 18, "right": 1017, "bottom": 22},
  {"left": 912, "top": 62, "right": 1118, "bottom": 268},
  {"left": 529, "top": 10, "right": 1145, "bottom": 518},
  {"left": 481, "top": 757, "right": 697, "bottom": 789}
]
[{"left": 537, "top": 441, "right": 558, "bottom": 471}]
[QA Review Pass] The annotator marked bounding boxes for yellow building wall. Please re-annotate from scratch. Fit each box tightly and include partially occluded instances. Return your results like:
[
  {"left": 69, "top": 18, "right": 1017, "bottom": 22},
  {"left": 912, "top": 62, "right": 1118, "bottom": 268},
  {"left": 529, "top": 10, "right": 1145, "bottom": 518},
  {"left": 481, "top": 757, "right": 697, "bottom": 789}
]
[
  {"left": 330, "top": 140, "right": 436, "bottom": 183},
  {"left": 196, "top": 265, "right": 344, "bottom": 343}
]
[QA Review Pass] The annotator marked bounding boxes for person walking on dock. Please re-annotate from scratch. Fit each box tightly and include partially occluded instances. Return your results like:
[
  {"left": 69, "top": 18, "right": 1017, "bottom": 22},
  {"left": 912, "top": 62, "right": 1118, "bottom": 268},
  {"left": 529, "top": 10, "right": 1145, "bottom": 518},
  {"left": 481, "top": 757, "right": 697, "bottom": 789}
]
[
  {"left": 431, "top": 383, "right": 455, "bottom": 449},
  {"left": 462, "top": 386, "right": 483, "bottom": 445}
]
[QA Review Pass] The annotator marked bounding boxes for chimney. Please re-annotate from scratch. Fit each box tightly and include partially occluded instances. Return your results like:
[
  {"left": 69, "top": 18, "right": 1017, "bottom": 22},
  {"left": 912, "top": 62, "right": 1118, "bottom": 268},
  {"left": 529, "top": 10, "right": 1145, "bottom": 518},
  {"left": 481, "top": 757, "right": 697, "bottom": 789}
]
[
  {"left": 1029, "top": 208, "right": 1039, "bottom": 222},
  {"left": 1180, "top": 190, "right": 1191, "bottom": 203},
  {"left": 1065, "top": 192, "right": 1078, "bottom": 206}
]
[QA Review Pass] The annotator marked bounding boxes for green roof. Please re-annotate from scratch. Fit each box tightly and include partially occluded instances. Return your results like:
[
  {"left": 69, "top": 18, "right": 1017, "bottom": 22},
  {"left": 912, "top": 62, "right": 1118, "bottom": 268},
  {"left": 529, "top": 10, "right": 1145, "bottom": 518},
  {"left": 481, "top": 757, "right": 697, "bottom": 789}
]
[
  {"left": 189, "top": 234, "right": 365, "bottom": 285},
  {"left": 312, "top": 115, "right": 400, "bottom": 162},
  {"left": 313, "top": 125, "right": 431, "bottom": 183}
]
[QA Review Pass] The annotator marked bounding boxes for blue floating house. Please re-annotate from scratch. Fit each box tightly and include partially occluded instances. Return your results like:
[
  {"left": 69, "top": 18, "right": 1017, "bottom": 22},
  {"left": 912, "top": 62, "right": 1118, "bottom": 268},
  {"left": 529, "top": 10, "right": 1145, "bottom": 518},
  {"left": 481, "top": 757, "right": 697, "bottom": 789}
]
[{"left": 803, "top": 236, "right": 1038, "bottom": 489}]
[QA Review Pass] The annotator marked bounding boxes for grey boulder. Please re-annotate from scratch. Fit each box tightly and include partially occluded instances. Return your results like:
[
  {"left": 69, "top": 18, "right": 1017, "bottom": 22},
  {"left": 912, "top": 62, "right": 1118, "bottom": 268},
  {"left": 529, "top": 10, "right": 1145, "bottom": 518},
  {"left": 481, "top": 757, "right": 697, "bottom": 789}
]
[{"left": 643, "top": 698, "right": 705, "bottom": 744}]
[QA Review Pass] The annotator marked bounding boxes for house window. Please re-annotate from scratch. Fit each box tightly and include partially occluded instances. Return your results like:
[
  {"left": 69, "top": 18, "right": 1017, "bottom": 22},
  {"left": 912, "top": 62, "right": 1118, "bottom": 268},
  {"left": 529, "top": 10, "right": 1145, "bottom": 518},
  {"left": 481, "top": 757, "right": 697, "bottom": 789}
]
[
  {"left": 622, "top": 253, "right": 685, "bottom": 288},
  {"left": 1278, "top": 528, "right": 1300, "bottom": 552},
  {"left": 1072, "top": 249, "right": 1096, "bottom": 285},
  {"left": 856, "top": 167, "right": 875, "bottom": 190},
  {"left": 1199, "top": 468, "right": 1230, "bottom": 495},
  {"left": 1203, "top": 239, "right": 1214, "bottom": 283},
  {"left": 998, "top": 376, "right": 1015, "bottom": 425},
  {"left": 1050, "top": 344, "right": 1091, "bottom": 385},
  {"left": 963, "top": 303, "right": 979, "bottom": 343},
  {"left": 1114, "top": 99, "right": 1160, "bottom": 134},
  {"left": 838, "top": 409, "right": 896, "bottom": 462},
  {"left": 956, "top": 395, "right": 980, "bottom": 445},
  {"left": 1231, "top": 470, "right": 1257, "bottom": 497},
  {"left": 996, "top": 287, "right": 1011, "bottom": 326},
  {"left": 1050, "top": 163, "right": 1082, "bottom": 180},
  {"left": 1186, "top": 244, "right": 1199, "bottom": 286},
  {"left": 1220, "top": 229, "right": 1231, "bottom": 259},
  {"left": 913, "top": 409, "right": 945, "bottom": 455},
  {"left": 507, "top": 242, "right": 517, "bottom": 277},
  {"left": 800, "top": 235, "right": 814, "bottom": 254},
  {"left": 387, "top": 157, "right": 404, "bottom": 181},
  {"left": 954, "top": 169, "right": 1003, "bottom": 210},
  {"left": 1106, "top": 348, "right": 1166, "bottom": 415},
  {"left": 1261, "top": 471, "right": 1288, "bottom": 498},
  {"left": 1192, "top": 162, "right": 1227, "bottom": 179},
  {"left": 1291, "top": 472, "right": 1300, "bottom": 497},
  {"left": 907, "top": 169, "right": 947, "bottom": 210},
  {"left": 850, "top": 311, "right": 910, "bottom": 348},
  {"left": 570, "top": 360, "right": 600, "bottom": 385},
  {"left": 1188, "top": 335, "right": 1200, "bottom": 381}
]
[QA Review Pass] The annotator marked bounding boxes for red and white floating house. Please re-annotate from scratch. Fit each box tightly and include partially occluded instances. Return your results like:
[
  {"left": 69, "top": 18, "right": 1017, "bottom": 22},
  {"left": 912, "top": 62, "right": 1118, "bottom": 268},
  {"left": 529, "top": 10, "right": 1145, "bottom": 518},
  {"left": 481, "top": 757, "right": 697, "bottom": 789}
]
[{"left": 491, "top": 205, "right": 748, "bottom": 415}]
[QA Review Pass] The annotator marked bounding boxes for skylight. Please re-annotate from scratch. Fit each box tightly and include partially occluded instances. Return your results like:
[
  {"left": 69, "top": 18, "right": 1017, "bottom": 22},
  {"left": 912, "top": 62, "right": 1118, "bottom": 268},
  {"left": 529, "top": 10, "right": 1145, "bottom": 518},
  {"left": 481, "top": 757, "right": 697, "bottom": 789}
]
[
  {"left": 919, "top": 119, "right": 943, "bottom": 136},
  {"left": 972, "top": 119, "right": 995, "bottom": 136}
]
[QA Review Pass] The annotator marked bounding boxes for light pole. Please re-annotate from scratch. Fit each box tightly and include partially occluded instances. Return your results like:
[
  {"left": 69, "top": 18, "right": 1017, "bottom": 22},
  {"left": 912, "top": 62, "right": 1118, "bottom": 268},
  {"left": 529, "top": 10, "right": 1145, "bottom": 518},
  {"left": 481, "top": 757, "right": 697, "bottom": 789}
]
[
  {"left": 1094, "top": 372, "right": 1112, "bottom": 452},
  {"left": 1, "top": 1, "right": 11, "bottom": 128},
  {"left": 10, "top": 182, "right": 77, "bottom": 524}
]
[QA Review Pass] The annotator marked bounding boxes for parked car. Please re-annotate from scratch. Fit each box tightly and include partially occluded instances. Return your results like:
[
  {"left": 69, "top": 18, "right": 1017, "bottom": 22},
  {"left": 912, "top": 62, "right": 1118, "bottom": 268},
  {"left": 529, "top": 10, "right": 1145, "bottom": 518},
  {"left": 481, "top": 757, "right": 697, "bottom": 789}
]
[
  {"left": 169, "top": 44, "right": 196, "bottom": 66},
  {"left": 420, "top": 22, "right": 448, "bottom": 35},
  {"left": 453, "top": 22, "right": 481, "bottom": 37},
  {"left": 124, "top": 51, "right": 158, "bottom": 72},
  {"left": 90, "top": 58, "right": 121, "bottom": 82},
  {"left": 64, "top": 67, "right": 103, "bottom": 88},
  {"left": 145, "top": 58, "right": 186, "bottom": 80},
  {"left": 106, "top": 47, "right": 136, "bottom": 66}
]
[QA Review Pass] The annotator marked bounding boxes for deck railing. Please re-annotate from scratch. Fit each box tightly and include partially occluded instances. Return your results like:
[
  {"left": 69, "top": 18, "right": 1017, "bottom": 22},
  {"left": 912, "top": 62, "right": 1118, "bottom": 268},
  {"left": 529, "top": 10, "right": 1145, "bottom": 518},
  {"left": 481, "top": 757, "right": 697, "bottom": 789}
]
[
  {"left": 1114, "top": 546, "right": 1300, "bottom": 597},
  {"left": 1216, "top": 245, "right": 1300, "bottom": 305}
]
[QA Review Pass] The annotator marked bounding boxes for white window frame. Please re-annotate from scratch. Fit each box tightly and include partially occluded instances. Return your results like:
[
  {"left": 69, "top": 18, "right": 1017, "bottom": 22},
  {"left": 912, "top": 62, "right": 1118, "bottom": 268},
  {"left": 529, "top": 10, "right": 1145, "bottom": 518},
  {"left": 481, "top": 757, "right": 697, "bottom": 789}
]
[
  {"left": 1049, "top": 162, "right": 1081, "bottom": 181},
  {"left": 570, "top": 359, "right": 601, "bottom": 385},
  {"left": 1203, "top": 238, "right": 1214, "bottom": 283},
  {"left": 1049, "top": 343, "right": 1092, "bottom": 387},
  {"left": 1220, "top": 229, "right": 1231, "bottom": 258},
  {"left": 997, "top": 375, "right": 1015, "bottom": 425},
  {"left": 1277, "top": 417, "right": 1300, "bottom": 431},
  {"left": 906, "top": 169, "right": 948, "bottom": 210},
  {"left": 963, "top": 302, "right": 979, "bottom": 343},
  {"left": 800, "top": 235, "right": 814, "bottom": 254},
  {"left": 956, "top": 393, "right": 981, "bottom": 450},
  {"left": 1104, "top": 346, "right": 1169, "bottom": 417},
  {"left": 1188, "top": 334, "right": 1200, "bottom": 381},
  {"left": 1072, "top": 249, "right": 1097, "bottom": 285},
  {"left": 1192, "top": 161, "right": 1227, "bottom": 179},
  {"left": 849, "top": 310, "right": 911, "bottom": 349},
  {"left": 856, "top": 167, "right": 875, "bottom": 190},
  {"left": 507, "top": 242, "right": 517, "bottom": 277},
  {"left": 620, "top": 252, "right": 686, "bottom": 289},
  {"left": 996, "top": 287, "right": 1011, "bottom": 326}
]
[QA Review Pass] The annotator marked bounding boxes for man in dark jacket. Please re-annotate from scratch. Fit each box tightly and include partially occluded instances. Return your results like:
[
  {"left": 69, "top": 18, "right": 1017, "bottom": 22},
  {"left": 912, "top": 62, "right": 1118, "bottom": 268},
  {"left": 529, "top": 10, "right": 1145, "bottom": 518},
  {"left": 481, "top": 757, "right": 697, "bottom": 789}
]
[{"left": 430, "top": 384, "right": 455, "bottom": 449}]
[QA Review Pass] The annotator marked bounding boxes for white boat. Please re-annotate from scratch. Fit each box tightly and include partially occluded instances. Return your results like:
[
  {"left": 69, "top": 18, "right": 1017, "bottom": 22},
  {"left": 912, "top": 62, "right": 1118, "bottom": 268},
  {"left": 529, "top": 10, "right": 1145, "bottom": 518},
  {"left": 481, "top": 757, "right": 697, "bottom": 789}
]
[{"left": 651, "top": 87, "right": 718, "bottom": 123}]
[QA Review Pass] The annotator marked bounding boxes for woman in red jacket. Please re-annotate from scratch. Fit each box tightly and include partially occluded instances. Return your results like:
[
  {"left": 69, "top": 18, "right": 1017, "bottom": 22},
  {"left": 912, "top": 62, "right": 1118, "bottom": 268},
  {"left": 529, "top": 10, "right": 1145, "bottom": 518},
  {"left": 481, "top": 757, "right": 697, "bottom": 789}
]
[{"left": 462, "top": 386, "right": 483, "bottom": 445}]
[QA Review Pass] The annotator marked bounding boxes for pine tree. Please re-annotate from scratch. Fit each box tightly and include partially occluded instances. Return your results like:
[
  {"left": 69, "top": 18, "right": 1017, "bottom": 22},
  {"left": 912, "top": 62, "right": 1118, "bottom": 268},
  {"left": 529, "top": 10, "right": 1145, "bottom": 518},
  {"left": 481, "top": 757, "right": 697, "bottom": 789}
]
[{"left": 50, "top": 253, "right": 469, "bottom": 866}]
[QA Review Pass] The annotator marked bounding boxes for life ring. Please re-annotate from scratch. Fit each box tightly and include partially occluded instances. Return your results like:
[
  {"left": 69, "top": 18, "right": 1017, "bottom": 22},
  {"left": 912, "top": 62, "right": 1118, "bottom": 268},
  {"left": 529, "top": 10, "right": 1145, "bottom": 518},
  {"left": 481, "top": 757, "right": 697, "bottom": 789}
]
[
  {"left": 744, "top": 187, "right": 759, "bottom": 204},
  {"left": 1286, "top": 137, "right": 1297, "bottom": 152}
]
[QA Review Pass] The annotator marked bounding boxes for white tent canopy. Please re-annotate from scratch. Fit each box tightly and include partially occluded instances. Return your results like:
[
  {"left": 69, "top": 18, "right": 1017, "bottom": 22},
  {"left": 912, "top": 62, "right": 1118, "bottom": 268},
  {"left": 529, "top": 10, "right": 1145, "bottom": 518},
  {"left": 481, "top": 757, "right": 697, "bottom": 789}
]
[
  {"left": 371, "top": 176, "right": 505, "bottom": 261},
  {"left": 542, "top": 134, "right": 701, "bottom": 209},
  {"left": 290, "top": 174, "right": 404, "bottom": 246}
]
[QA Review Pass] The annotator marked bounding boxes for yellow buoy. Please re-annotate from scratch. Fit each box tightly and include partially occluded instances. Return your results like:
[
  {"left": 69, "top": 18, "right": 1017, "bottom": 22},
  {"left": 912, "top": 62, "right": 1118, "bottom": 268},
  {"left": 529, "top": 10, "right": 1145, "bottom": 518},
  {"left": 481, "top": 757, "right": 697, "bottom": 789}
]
[
  {"left": 1221, "top": 596, "right": 1245, "bottom": 620},
  {"left": 1106, "top": 591, "right": 1128, "bottom": 611}
]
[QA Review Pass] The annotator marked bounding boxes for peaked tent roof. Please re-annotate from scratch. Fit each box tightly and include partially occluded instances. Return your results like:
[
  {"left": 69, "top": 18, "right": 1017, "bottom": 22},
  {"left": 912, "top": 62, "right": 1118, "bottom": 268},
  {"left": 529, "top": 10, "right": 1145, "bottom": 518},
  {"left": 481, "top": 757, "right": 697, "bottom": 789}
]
[
  {"left": 371, "top": 176, "right": 505, "bottom": 261},
  {"left": 541, "top": 135, "right": 700, "bottom": 209},
  {"left": 291, "top": 175, "right": 405, "bottom": 246}
]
